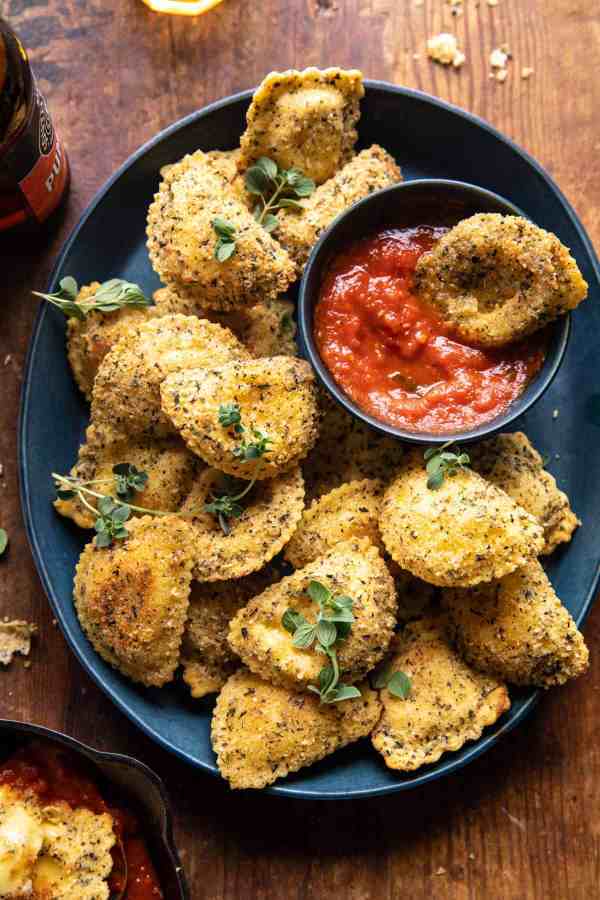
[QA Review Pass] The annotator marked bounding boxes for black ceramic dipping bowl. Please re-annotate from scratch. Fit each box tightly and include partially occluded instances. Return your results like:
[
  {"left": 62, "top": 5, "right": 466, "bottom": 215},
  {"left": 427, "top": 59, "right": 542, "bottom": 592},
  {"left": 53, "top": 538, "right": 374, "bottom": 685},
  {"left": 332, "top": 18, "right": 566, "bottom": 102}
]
[
  {"left": 0, "top": 719, "right": 189, "bottom": 899},
  {"left": 297, "top": 179, "right": 570, "bottom": 445}
]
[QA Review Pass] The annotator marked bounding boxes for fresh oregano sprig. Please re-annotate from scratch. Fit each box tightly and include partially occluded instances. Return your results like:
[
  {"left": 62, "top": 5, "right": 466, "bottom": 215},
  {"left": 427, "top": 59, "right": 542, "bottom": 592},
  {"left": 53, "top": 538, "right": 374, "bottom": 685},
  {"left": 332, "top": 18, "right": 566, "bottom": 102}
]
[
  {"left": 112, "top": 463, "right": 149, "bottom": 502},
  {"left": 94, "top": 497, "right": 131, "bottom": 548},
  {"left": 371, "top": 664, "right": 412, "bottom": 699},
  {"left": 424, "top": 441, "right": 471, "bottom": 490},
  {"left": 282, "top": 580, "right": 362, "bottom": 704},
  {"left": 244, "top": 156, "right": 315, "bottom": 234},
  {"left": 212, "top": 217, "right": 237, "bottom": 261},
  {"left": 33, "top": 277, "right": 153, "bottom": 320}
]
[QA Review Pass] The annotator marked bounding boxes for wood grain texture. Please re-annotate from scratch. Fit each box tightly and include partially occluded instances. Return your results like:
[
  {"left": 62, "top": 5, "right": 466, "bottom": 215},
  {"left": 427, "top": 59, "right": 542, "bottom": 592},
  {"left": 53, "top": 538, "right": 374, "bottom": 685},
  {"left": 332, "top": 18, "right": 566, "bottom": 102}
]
[{"left": 1, "top": 0, "right": 599, "bottom": 897}]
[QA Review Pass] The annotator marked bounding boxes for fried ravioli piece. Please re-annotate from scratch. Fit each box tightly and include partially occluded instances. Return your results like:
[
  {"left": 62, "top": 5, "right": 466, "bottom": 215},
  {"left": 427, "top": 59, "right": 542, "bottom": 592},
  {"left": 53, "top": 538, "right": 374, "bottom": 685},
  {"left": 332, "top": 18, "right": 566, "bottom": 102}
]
[
  {"left": 239, "top": 67, "right": 364, "bottom": 185},
  {"left": 147, "top": 150, "right": 295, "bottom": 310},
  {"left": 379, "top": 461, "right": 545, "bottom": 587},
  {"left": 371, "top": 615, "right": 510, "bottom": 771},
  {"left": 91, "top": 314, "right": 249, "bottom": 439},
  {"left": 181, "top": 568, "right": 280, "bottom": 698},
  {"left": 228, "top": 539, "right": 397, "bottom": 690},
  {"left": 414, "top": 214, "right": 588, "bottom": 347},
  {"left": 442, "top": 559, "right": 589, "bottom": 687},
  {"left": 161, "top": 356, "right": 319, "bottom": 479},
  {"left": 285, "top": 478, "right": 384, "bottom": 568},
  {"left": 470, "top": 431, "right": 580, "bottom": 555},
  {"left": 391, "top": 564, "right": 438, "bottom": 624},
  {"left": 180, "top": 465, "right": 304, "bottom": 582},
  {"left": 212, "top": 668, "right": 380, "bottom": 789},
  {"left": 54, "top": 423, "right": 199, "bottom": 529},
  {"left": 199, "top": 296, "right": 298, "bottom": 358},
  {"left": 275, "top": 145, "right": 402, "bottom": 268},
  {"left": 74, "top": 515, "right": 195, "bottom": 687}
]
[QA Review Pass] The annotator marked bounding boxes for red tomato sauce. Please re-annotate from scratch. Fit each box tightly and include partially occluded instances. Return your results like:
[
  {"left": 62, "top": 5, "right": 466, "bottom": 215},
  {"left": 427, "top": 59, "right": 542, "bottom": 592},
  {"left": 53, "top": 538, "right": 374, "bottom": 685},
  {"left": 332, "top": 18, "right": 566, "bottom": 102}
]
[
  {"left": 0, "top": 742, "right": 163, "bottom": 899},
  {"left": 314, "top": 226, "right": 546, "bottom": 434}
]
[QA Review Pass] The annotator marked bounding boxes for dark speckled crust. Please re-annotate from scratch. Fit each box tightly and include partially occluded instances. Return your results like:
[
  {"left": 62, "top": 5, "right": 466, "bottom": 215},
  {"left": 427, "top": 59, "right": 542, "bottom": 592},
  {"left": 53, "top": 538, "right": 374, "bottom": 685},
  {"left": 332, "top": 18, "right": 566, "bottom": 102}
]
[
  {"left": 414, "top": 213, "right": 588, "bottom": 347},
  {"left": 211, "top": 669, "right": 381, "bottom": 789},
  {"left": 442, "top": 559, "right": 589, "bottom": 688}
]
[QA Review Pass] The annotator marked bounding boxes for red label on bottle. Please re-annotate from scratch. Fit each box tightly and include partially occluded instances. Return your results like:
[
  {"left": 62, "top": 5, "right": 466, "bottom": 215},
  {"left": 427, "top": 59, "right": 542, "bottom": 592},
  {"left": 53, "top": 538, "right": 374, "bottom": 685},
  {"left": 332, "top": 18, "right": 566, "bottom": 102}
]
[{"left": 19, "top": 133, "right": 68, "bottom": 222}]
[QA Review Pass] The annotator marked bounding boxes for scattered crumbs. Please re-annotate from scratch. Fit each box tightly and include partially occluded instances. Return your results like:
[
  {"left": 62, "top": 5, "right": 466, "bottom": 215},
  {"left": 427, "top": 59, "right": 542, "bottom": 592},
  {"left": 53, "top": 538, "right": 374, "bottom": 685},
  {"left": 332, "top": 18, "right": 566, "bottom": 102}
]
[
  {"left": 0, "top": 621, "right": 37, "bottom": 666},
  {"left": 555, "top": 453, "right": 561, "bottom": 460},
  {"left": 521, "top": 66, "right": 534, "bottom": 80},
  {"left": 23, "top": 660, "right": 31, "bottom": 669},
  {"left": 0, "top": 464, "right": 3, "bottom": 477},
  {"left": 3, "top": 355, "right": 11, "bottom": 366},
  {"left": 468, "top": 852, "right": 476, "bottom": 860},
  {"left": 553, "top": 409, "right": 559, "bottom": 419},
  {"left": 413, "top": 53, "right": 421, "bottom": 60},
  {"left": 52, "top": 618, "right": 58, "bottom": 627},
  {"left": 414, "top": 0, "right": 424, "bottom": 5},
  {"left": 434, "top": 866, "right": 447, "bottom": 876},
  {"left": 448, "top": 0, "right": 463, "bottom": 17},
  {"left": 501, "top": 806, "right": 526, "bottom": 832},
  {"left": 452, "top": 50, "right": 466, "bottom": 69},
  {"left": 495, "top": 69, "right": 508, "bottom": 83},
  {"left": 490, "top": 47, "right": 508, "bottom": 69},
  {"left": 487, "top": 0, "right": 498, "bottom": 5},
  {"left": 427, "top": 33, "right": 466, "bottom": 68}
]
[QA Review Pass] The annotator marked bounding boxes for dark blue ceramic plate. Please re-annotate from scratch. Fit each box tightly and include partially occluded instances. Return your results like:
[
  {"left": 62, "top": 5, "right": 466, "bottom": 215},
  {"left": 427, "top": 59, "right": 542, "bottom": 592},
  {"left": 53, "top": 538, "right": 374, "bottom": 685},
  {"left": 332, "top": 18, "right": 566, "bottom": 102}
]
[{"left": 19, "top": 83, "right": 600, "bottom": 799}]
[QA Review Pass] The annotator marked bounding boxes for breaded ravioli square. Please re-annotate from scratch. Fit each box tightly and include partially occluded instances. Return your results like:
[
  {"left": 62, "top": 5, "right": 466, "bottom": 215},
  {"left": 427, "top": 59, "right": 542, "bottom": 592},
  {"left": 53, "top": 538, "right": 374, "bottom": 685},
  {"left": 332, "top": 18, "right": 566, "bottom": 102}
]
[
  {"left": 379, "top": 459, "right": 544, "bottom": 587},
  {"left": 161, "top": 356, "right": 319, "bottom": 480},
  {"left": 414, "top": 213, "right": 588, "bottom": 347},
  {"left": 146, "top": 150, "right": 296, "bottom": 310},
  {"left": 371, "top": 615, "right": 510, "bottom": 771},
  {"left": 74, "top": 515, "right": 195, "bottom": 687},
  {"left": 239, "top": 67, "right": 364, "bottom": 185},
  {"left": 198, "top": 295, "right": 298, "bottom": 359},
  {"left": 228, "top": 538, "right": 397, "bottom": 690},
  {"left": 91, "top": 314, "right": 249, "bottom": 439},
  {"left": 211, "top": 669, "right": 380, "bottom": 789},
  {"left": 470, "top": 431, "right": 580, "bottom": 555},
  {"left": 442, "top": 559, "right": 589, "bottom": 688},
  {"left": 180, "top": 466, "right": 305, "bottom": 582}
]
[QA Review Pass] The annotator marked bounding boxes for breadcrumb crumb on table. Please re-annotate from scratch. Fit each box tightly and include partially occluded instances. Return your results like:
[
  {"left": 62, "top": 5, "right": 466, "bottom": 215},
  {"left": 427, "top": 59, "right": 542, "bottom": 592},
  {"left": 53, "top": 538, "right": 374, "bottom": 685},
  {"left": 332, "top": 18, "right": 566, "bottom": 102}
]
[
  {"left": 427, "top": 34, "right": 465, "bottom": 68},
  {"left": 0, "top": 621, "right": 36, "bottom": 665}
]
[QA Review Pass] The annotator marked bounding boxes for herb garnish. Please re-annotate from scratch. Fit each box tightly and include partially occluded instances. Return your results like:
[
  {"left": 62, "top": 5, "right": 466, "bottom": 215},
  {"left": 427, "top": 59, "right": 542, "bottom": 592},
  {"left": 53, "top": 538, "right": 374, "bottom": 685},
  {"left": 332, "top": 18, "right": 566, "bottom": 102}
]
[
  {"left": 93, "top": 497, "right": 131, "bottom": 548},
  {"left": 212, "top": 217, "right": 237, "bottom": 261},
  {"left": 0, "top": 529, "right": 7, "bottom": 557},
  {"left": 112, "top": 463, "right": 149, "bottom": 501},
  {"left": 244, "top": 157, "right": 315, "bottom": 234},
  {"left": 33, "top": 277, "right": 153, "bottom": 320},
  {"left": 282, "top": 580, "right": 361, "bottom": 704},
  {"left": 372, "top": 665, "right": 412, "bottom": 699},
  {"left": 424, "top": 441, "right": 471, "bottom": 490}
]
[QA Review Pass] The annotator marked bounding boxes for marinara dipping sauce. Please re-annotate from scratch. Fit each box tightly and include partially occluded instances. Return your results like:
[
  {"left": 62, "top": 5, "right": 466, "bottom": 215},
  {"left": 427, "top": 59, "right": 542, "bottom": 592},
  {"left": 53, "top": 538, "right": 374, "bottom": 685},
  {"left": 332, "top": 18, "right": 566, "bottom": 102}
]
[
  {"left": 314, "top": 226, "right": 547, "bottom": 434},
  {"left": 0, "top": 742, "right": 164, "bottom": 899}
]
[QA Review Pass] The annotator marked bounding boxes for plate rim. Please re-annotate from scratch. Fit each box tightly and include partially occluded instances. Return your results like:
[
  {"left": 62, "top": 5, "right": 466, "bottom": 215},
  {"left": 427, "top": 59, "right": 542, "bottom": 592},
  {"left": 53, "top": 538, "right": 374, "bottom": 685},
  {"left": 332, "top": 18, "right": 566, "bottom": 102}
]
[{"left": 18, "top": 80, "right": 600, "bottom": 800}]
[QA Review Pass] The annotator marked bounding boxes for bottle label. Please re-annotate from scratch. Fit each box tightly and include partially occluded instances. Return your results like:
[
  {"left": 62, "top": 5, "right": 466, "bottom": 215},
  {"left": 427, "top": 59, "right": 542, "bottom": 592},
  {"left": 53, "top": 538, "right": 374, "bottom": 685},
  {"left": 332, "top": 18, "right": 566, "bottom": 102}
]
[{"left": 0, "top": 82, "right": 68, "bottom": 230}]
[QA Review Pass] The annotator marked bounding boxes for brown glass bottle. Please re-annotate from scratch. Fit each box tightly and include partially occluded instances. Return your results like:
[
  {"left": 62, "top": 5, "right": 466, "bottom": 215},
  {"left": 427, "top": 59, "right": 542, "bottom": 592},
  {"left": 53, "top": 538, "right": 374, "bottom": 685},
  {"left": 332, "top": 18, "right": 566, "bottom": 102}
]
[{"left": 0, "top": 17, "right": 69, "bottom": 231}]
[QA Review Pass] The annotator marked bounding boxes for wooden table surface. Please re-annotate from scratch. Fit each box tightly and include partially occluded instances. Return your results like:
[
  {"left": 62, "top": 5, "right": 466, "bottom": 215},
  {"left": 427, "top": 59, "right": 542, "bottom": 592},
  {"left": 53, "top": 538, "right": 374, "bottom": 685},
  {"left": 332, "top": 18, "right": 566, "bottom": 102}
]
[{"left": 1, "top": 0, "right": 599, "bottom": 897}]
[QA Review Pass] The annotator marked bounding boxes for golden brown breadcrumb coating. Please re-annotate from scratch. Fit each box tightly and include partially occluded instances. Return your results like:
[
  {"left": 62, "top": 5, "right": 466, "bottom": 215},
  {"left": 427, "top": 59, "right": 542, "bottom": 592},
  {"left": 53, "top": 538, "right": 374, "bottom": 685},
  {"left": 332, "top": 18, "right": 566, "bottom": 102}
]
[
  {"left": 379, "top": 459, "right": 545, "bottom": 587},
  {"left": 147, "top": 150, "right": 295, "bottom": 310},
  {"left": 211, "top": 668, "right": 380, "bottom": 789},
  {"left": 275, "top": 145, "right": 402, "bottom": 268},
  {"left": 181, "top": 568, "right": 280, "bottom": 699},
  {"left": 74, "top": 515, "right": 195, "bottom": 687},
  {"left": 239, "top": 67, "right": 364, "bottom": 184},
  {"left": 284, "top": 478, "right": 384, "bottom": 569},
  {"left": 470, "top": 431, "right": 580, "bottom": 555},
  {"left": 371, "top": 615, "right": 510, "bottom": 771},
  {"left": 198, "top": 295, "right": 298, "bottom": 359},
  {"left": 180, "top": 466, "right": 305, "bottom": 581},
  {"left": 228, "top": 538, "right": 397, "bottom": 690},
  {"left": 91, "top": 314, "right": 249, "bottom": 439},
  {"left": 442, "top": 559, "right": 589, "bottom": 688},
  {"left": 161, "top": 356, "right": 319, "bottom": 480},
  {"left": 414, "top": 213, "right": 588, "bottom": 346}
]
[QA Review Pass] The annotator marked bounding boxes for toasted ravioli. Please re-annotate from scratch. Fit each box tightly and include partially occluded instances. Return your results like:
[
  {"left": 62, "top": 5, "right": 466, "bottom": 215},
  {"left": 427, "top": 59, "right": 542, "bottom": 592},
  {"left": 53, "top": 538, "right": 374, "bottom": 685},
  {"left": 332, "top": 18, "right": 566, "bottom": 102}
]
[
  {"left": 414, "top": 214, "right": 588, "bottom": 347},
  {"left": 181, "top": 568, "right": 280, "bottom": 698},
  {"left": 180, "top": 466, "right": 304, "bottom": 582},
  {"left": 161, "top": 356, "right": 319, "bottom": 479},
  {"left": 275, "top": 145, "right": 402, "bottom": 268},
  {"left": 74, "top": 515, "right": 195, "bottom": 687},
  {"left": 239, "top": 67, "right": 364, "bottom": 185},
  {"left": 470, "top": 431, "right": 580, "bottom": 555},
  {"left": 54, "top": 423, "right": 199, "bottom": 529},
  {"left": 285, "top": 478, "right": 384, "bottom": 568},
  {"left": 379, "top": 461, "right": 544, "bottom": 587},
  {"left": 199, "top": 296, "right": 298, "bottom": 358},
  {"left": 147, "top": 150, "right": 296, "bottom": 310},
  {"left": 303, "top": 391, "right": 404, "bottom": 501},
  {"left": 442, "top": 559, "right": 589, "bottom": 688},
  {"left": 228, "top": 539, "right": 397, "bottom": 690},
  {"left": 371, "top": 616, "right": 510, "bottom": 771},
  {"left": 91, "top": 314, "right": 249, "bottom": 439},
  {"left": 212, "top": 669, "right": 380, "bottom": 789}
]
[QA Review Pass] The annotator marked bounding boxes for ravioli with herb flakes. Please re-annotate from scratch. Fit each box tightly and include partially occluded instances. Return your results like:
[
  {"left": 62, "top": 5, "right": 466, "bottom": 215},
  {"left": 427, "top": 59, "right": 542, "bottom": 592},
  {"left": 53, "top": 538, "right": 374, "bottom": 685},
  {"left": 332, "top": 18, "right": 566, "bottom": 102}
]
[
  {"left": 469, "top": 431, "right": 580, "bottom": 555},
  {"left": 197, "top": 295, "right": 298, "bottom": 359},
  {"left": 91, "top": 313, "right": 250, "bottom": 440},
  {"left": 371, "top": 615, "right": 510, "bottom": 772},
  {"left": 146, "top": 149, "right": 296, "bottom": 311},
  {"left": 379, "top": 456, "right": 545, "bottom": 587},
  {"left": 74, "top": 514, "right": 195, "bottom": 687},
  {"left": 239, "top": 67, "right": 364, "bottom": 185},
  {"left": 228, "top": 538, "right": 397, "bottom": 691},
  {"left": 442, "top": 559, "right": 589, "bottom": 688},
  {"left": 211, "top": 668, "right": 381, "bottom": 789},
  {"left": 161, "top": 356, "right": 319, "bottom": 480}
]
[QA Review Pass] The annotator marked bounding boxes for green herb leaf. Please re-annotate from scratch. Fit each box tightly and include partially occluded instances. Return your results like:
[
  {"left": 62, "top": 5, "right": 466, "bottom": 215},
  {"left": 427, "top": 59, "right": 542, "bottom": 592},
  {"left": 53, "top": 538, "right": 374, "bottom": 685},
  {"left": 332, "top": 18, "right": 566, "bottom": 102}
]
[
  {"left": 256, "top": 156, "right": 278, "bottom": 180},
  {"left": 245, "top": 166, "right": 271, "bottom": 195},
  {"left": 292, "top": 623, "right": 317, "bottom": 649},
  {"left": 218, "top": 403, "right": 243, "bottom": 429},
  {"left": 371, "top": 664, "right": 392, "bottom": 690},
  {"left": 423, "top": 441, "right": 471, "bottom": 490},
  {"left": 291, "top": 174, "right": 316, "bottom": 197},
  {"left": 316, "top": 619, "right": 337, "bottom": 648},
  {"left": 245, "top": 157, "right": 316, "bottom": 233},
  {"left": 282, "top": 609, "right": 308, "bottom": 634},
  {"left": 387, "top": 671, "right": 412, "bottom": 699},
  {"left": 213, "top": 218, "right": 237, "bottom": 261},
  {"left": 215, "top": 240, "right": 236, "bottom": 262},
  {"left": 33, "top": 277, "right": 152, "bottom": 319},
  {"left": 56, "top": 489, "right": 75, "bottom": 501},
  {"left": 262, "top": 213, "right": 279, "bottom": 233},
  {"left": 308, "top": 580, "right": 331, "bottom": 606},
  {"left": 0, "top": 529, "right": 7, "bottom": 557},
  {"left": 112, "top": 463, "right": 148, "bottom": 501},
  {"left": 277, "top": 198, "right": 305, "bottom": 210},
  {"left": 322, "top": 684, "right": 362, "bottom": 704},
  {"left": 213, "top": 217, "right": 236, "bottom": 237}
]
